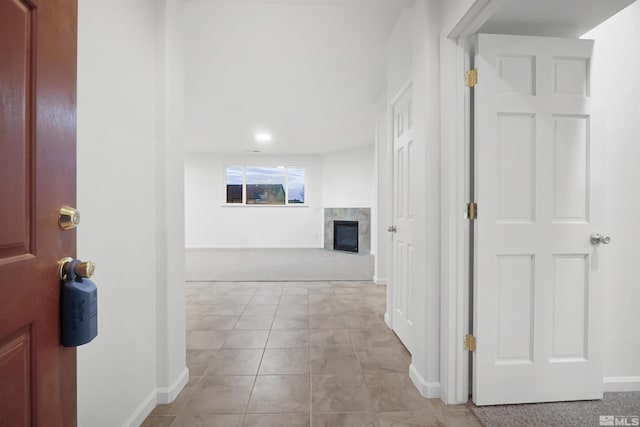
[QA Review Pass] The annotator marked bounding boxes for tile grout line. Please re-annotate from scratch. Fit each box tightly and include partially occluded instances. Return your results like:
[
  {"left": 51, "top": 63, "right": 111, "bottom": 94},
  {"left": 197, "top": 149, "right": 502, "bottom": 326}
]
[
  {"left": 349, "top": 301, "right": 380, "bottom": 422},
  {"left": 179, "top": 281, "right": 403, "bottom": 427},
  {"left": 240, "top": 285, "right": 277, "bottom": 425}
]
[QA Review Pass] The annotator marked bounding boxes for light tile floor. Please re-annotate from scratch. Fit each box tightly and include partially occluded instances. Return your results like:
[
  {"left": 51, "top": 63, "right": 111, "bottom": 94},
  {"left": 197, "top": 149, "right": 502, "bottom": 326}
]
[{"left": 143, "top": 281, "right": 481, "bottom": 427}]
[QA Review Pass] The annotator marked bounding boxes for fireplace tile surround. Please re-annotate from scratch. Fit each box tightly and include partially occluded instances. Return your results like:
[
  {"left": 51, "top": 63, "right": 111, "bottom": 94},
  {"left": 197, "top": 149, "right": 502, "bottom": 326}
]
[{"left": 324, "top": 208, "right": 371, "bottom": 254}]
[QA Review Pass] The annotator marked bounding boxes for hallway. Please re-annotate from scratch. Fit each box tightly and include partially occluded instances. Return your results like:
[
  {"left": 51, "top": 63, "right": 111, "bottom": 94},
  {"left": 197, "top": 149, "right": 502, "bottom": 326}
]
[{"left": 143, "top": 281, "right": 480, "bottom": 426}]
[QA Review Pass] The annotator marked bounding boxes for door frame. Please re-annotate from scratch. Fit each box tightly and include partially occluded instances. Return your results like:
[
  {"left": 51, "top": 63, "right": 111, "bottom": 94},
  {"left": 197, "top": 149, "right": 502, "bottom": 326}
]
[
  {"left": 439, "top": 0, "right": 523, "bottom": 405},
  {"left": 439, "top": 0, "right": 623, "bottom": 405}
]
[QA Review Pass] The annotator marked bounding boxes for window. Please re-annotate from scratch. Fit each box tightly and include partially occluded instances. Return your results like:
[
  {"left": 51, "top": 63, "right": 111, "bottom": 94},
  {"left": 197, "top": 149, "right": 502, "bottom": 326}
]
[
  {"left": 246, "top": 167, "right": 286, "bottom": 205},
  {"left": 225, "top": 166, "right": 305, "bottom": 205},
  {"left": 287, "top": 168, "right": 305, "bottom": 204},
  {"left": 226, "top": 166, "right": 244, "bottom": 203}
]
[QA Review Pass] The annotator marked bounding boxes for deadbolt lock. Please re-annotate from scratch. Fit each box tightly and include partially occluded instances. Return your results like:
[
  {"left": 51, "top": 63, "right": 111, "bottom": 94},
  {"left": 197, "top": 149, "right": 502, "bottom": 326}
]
[{"left": 58, "top": 206, "right": 80, "bottom": 230}]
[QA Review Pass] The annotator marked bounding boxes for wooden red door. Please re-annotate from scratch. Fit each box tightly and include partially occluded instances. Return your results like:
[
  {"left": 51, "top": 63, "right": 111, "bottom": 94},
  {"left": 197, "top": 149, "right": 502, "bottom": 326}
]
[{"left": 0, "top": 0, "right": 78, "bottom": 425}]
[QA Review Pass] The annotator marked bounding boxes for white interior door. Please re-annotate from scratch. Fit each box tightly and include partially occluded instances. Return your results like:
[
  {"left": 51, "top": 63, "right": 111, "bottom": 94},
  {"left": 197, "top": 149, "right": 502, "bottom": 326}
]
[
  {"left": 474, "top": 34, "right": 605, "bottom": 405},
  {"left": 391, "top": 84, "right": 414, "bottom": 353}
]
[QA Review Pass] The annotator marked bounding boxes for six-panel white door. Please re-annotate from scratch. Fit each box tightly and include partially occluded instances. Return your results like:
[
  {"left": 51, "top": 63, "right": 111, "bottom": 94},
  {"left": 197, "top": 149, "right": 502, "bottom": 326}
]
[
  {"left": 473, "top": 34, "right": 605, "bottom": 405},
  {"left": 391, "top": 84, "right": 415, "bottom": 353}
]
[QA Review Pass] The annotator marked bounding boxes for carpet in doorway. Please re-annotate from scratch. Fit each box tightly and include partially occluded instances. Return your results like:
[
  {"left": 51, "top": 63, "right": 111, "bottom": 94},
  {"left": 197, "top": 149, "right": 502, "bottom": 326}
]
[
  {"left": 468, "top": 392, "right": 640, "bottom": 427},
  {"left": 186, "top": 248, "right": 374, "bottom": 281}
]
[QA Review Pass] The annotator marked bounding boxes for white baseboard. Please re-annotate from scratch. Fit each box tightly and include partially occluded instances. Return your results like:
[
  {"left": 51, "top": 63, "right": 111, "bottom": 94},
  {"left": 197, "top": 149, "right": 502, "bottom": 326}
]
[
  {"left": 409, "top": 364, "right": 441, "bottom": 399},
  {"left": 185, "top": 244, "right": 324, "bottom": 249},
  {"left": 121, "top": 368, "right": 190, "bottom": 427},
  {"left": 374, "top": 276, "right": 387, "bottom": 285},
  {"left": 384, "top": 312, "right": 392, "bottom": 328},
  {"left": 122, "top": 388, "right": 157, "bottom": 427},
  {"left": 603, "top": 376, "right": 640, "bottom": 392},
  {"left": 157, "top": 367, "right": 190, "bottom": 404}
]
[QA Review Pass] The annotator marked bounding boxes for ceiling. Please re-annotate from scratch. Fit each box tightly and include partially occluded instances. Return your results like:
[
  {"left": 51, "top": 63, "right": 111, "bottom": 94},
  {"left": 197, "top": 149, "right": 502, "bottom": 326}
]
[
  {"left": 478, "top": 0, "right": 637, "bottom": 38},
  {"left": 183, "top": 0, "right": 637, "bottom": 154},
  {"left": 183, "top": 0, "right": 414, "bottom": 154}
]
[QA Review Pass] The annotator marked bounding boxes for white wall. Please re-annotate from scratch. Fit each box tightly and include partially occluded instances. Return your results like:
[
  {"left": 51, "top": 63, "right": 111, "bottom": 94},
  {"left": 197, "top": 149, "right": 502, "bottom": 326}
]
[
  {"left": 322, "top": 145, "right": 376, "bottom": 256},
  {"left": 439, "top": 0, "right": 475, "bottom": 33},
  {"left": 386, "top": 9, "right": 413, "bottom": 101},
  {"left": 153, "top": 0, "right": 188, "bottom": 405},
  {"left": 375, "top": 94, "right": 391, "bottom": 283},
  {"left": 411, "top": 0, "right": 442, "bottom": 398},
  {"left": 586, "top": 2, "right": 640, "bottom": 390},
  {"left": 438, "top": 0, "right": 471, "bottom": 405},
  {"left": 77, "top": 1, "right": 187, "bottom": 426},
  {"left": 382, "top": 0, "right": 443, "bottom": 399},
  {"left": 185, "top": 153, "right": 324, "bottom": 248},
  {"left": 398, "top": 0, "right": 443, "bottom": 398},
  {"left": 185, "top": 148, "right": 376, "bottom": 249},
  {"left": 381, "top": 3, "right": 412, "bottom": 308},
  {"left": 321, "top": 145, "right": 375, "bottom": 208}
]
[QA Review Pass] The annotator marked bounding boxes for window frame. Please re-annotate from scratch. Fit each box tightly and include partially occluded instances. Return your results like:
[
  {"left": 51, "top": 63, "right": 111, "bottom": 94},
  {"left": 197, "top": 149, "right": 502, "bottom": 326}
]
[{"left": 223, "top": 164, "right": 307, "bottom": 207}]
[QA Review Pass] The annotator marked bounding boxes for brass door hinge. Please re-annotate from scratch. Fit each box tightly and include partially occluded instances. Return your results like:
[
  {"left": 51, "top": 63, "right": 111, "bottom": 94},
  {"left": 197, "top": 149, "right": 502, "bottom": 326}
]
[
  {"left": 465, "top": 334, "right": 476, "bottom": 352},
  {"left": 465, "top": 69, "right": 478, "bottom": 87},
  {"left": 465, "top": 202, "right": 477, "bottom": 220}
]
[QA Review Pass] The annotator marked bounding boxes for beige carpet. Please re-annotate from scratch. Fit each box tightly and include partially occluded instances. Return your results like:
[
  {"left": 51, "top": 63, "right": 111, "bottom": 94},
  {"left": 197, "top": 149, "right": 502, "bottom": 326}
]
[
  {"left": 186, "top": 248, "right": 375, "bottom": 281},
  {"left": 469, "top": 392, "right": 640, "bottom": 427}
]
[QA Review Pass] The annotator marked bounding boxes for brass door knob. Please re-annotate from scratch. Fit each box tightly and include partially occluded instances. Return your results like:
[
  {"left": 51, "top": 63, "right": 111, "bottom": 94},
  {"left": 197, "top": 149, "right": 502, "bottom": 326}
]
[
  {"left": 75, "top": 261, "right": 96, "bottom": 278},
  {"left": 58, "top": 258, "right": 96, "bottom": 281},
  {"left": 59, "top": 206, "right": 80, "bottom": 230}
]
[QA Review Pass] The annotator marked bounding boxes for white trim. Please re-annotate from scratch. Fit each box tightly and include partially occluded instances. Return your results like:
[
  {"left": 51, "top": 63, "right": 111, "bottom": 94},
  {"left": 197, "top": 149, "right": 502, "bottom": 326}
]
[
  {"left": 439, "top": 33, "right": 472, "bottom": 405},
  {"left": 409, "top": 364, "right": 441, "bottom": 398},
  {"left": 185, "top": 244, "right": 324, "bottom": 249},
  {"left": 121, "top": 389, "right": 157, "bottom": 427},
  {"left": 221, "top": 204, "right": 309, "bottom": 208},
  {"left": 222, "top": 164, "right": 308, "bottom": 206},
  {"left": 603, "top": 377, "right": 640, "bottom": 392},
  {"left": 121, "top": 369, "right": 190, "bottom": 427},
  {"left": 445, "top": 0, "right": 509, "bottom": 40},
  {"left": 389, "top": 78, "right": 412, "bottom": 106},
  {"left": 385, "top": 92, "right": 395, "bottom": 341},
  {"left": 440, "top": 0, "right": 500, "bottom": 408},
  {"left": 387, "top": 79, "right": 412, "bottom": 352},
  {"left": 373, "top": 276, "right": 387, "bottom": 285},
  {"left": 156, "top": 367, "right": 189, "bottom": 404}
]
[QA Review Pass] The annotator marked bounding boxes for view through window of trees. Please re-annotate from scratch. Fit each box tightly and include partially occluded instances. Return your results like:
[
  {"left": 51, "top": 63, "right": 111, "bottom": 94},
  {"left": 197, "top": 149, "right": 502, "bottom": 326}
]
[{"left": 225, "top": 166, "right": 305, "bottom": 205}]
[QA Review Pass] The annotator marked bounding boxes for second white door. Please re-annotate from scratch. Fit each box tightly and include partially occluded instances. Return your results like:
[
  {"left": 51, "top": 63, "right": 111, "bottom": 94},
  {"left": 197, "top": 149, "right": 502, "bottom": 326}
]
[
  {"left": 391, "top": 83, "right": 415, "bottom": 353},
  {"left": 473, "top": 33, "right": 605, "bottom": 405}
]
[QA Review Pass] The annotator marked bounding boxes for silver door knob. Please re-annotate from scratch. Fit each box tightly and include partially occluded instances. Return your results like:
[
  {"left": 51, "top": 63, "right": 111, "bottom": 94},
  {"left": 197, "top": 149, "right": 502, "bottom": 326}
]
[
  {"left": 590, "top": 233, "right": 611, "bottom": 245},
  {"left": 387, "top": 226, "right": 397, "bottom": 233}
]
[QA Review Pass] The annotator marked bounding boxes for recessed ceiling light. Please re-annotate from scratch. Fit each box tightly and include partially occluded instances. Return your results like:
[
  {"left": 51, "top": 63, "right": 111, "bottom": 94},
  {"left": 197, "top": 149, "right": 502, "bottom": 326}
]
[{"left": 254, "top": 132, "right": 273, "bottom": 143}]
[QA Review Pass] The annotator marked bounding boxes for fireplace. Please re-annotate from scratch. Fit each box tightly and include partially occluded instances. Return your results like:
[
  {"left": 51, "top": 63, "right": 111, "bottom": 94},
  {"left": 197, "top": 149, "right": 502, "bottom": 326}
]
[
  {"left": 333, "top": 221, "right": 359, "bottom": 253},
  {"left": 324, "top": 208, "right": 370, "bottom": 253}
]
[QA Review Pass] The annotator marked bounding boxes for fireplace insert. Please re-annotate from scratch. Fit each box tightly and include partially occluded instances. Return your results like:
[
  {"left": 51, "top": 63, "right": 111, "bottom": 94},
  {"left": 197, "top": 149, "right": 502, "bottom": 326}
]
[{"left": 333, "top": 220, "right": 358, "bottom": 253}]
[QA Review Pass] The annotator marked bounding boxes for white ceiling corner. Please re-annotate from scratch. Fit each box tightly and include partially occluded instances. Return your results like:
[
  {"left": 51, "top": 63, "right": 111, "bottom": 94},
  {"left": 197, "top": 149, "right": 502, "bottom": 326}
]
[
  {"left": 478, "top": 0, "right": 637, "bottom": 38},
  {"left": 183, "top": 0, "right": 413, "bottom": 154}
]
